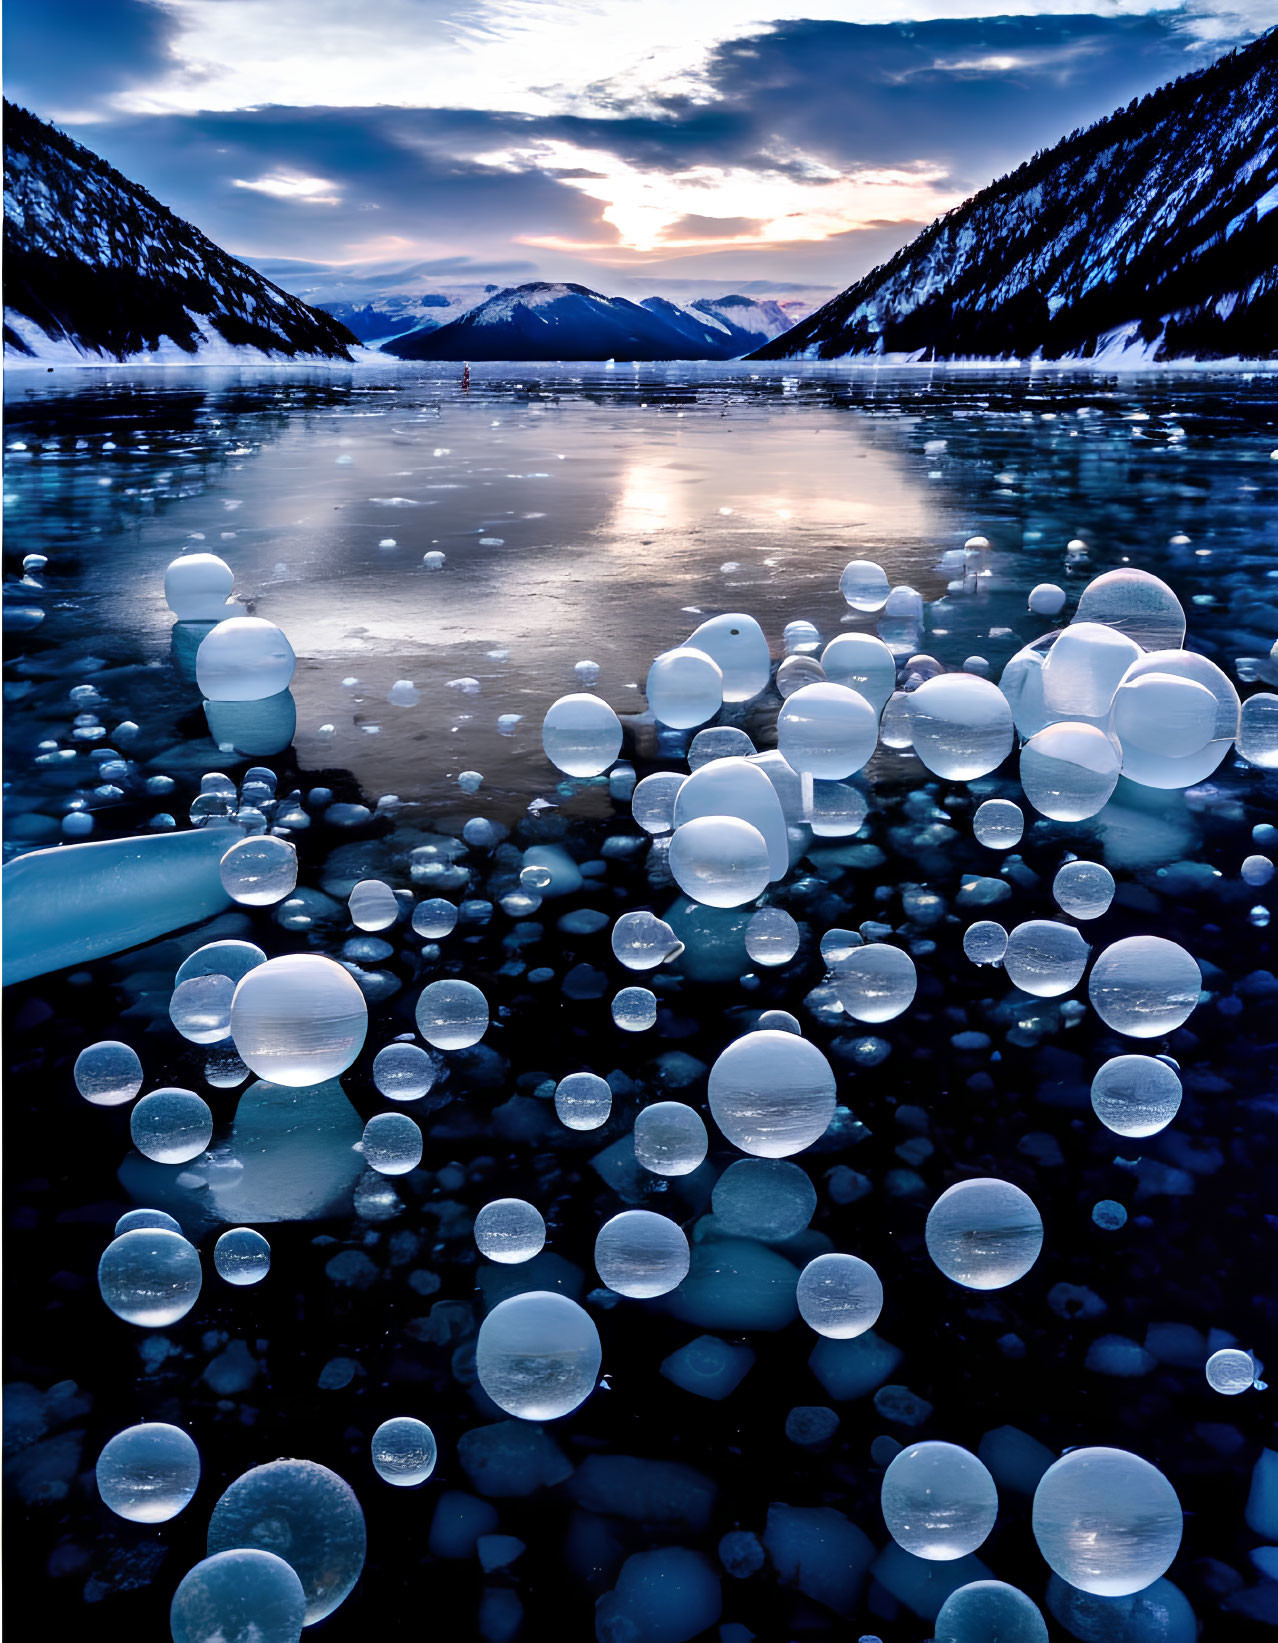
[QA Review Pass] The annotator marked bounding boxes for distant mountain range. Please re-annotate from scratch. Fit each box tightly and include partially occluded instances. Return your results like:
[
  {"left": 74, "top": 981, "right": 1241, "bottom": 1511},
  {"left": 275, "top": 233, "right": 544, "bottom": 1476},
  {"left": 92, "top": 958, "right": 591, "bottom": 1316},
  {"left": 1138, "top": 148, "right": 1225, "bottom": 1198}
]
[
  {"left": 754, "top": 28, "right": 1278, "bottom": 364},
  {"left": 375, "top": 284, "right": 803, "bottom": 360},
  {"left": 3, "top": 102, "right": 357, "bottom": 366}
]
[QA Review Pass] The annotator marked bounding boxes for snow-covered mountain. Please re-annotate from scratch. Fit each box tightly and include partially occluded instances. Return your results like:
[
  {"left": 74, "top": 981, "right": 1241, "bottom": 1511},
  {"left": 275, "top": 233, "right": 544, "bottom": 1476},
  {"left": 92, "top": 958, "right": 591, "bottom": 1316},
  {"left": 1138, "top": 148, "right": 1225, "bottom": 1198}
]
[
  {"left": 319, "top": 287, "right": 501, "bottom": 345},
  {"left": 3, "top": 102, "right": 358, "bottom": 366},
  {"left": 380, "top": 282, "right": 804, "bottom": 361},
  {"left": 754, "top": 29, "right": 1278, "bottom": 365}
]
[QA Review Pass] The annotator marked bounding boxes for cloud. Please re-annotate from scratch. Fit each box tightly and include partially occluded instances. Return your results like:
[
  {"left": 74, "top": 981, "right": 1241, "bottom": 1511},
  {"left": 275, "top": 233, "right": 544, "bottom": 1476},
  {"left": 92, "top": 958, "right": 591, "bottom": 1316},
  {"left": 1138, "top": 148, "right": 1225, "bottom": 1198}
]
[
  {"left": 234, "top": 172, "right": 342, "bottom": 204},
  {"left": 3, "top": 0, "right": 179, "bottom": 113}
]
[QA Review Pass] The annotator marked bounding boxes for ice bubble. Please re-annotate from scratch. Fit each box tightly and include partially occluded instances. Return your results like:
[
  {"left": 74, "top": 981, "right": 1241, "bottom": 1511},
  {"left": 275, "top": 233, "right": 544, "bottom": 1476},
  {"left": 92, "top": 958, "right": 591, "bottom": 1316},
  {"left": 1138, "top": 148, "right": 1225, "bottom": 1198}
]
[
  {"left": 412, "top": 898, "right": 458, "bottom": 939},
  {"left": 361, "top": 1111, "right": 423, "bottom": 1174},
  {"left": 809, "top": 780, "right": 868, "bottom": 838},
  {"left": 373, "top": 1043, "right": 439, "bottom": 1102},
  {"left": 908, "top": 674, "right": 1014, "bottom": 780},
  {"left": 415, "top": 979, "right": 488, "bottom": 1049},
  {"left": 1112, "top": 671, "right": 1218, "bottom": 758},
  {"left": 97, "top": 1421, "right": 200, "bottom": 1522},
  {"left": 1090, "top": 1054, "right": 1182, "bottom": 1137},
  {"left": 475, "top": 1198, "right": 547, "bottom": 1263},
  {"left": 707, "top": 1029, "right": 836, "bottom": 1157},
  {"left": 218, "top": 836, "right": 297, "bottom": 906},
  {"left": 688, "top": 725, "right": 756, "bottom": 769},
  {"left": 371, "top": 1417, "right": 437, "bottom": 1486},
  {"left": 778, "top": 683, "right": 878, "bottom": 779},
  {"left": 634, "top": 1102, "right": 708, "bottom": 1176},
  {"left": 784, "top": 618, "right": 821, "bottom": 653},
  {"left": 934, "top": 1580, "right": 1048, "bottom": 1643},
  {"left": 1074, "top": 567, "right": 1186, "bottom": 652},
  {"left": 1051, "top": 860, "right": 1114, "bottom": 921},
  {"left": 1032, "top": 1446, "right": 1182, "bottom": 1597},
  {"left": 668, "top": 816, "right": 771, "bottom": 908},
  {"left": 963, "top": 921, "right": 1007, "bottom": 965},
  {"left": 744, "top": 907, "right": 800, "bottom": 966},
  {"left": 1243, "top": 854, "right": 1274, "bottom": 886},
  {"left": 520, "top": 863, "right": 553, "bottom": 891},
  {"left": 344, "top": 878, "right": 398, "bottom": 931},
  {"left": 796, "top": 1253, "right": 883, "bottom": 1339},
  {"left": 1240, "top": 691, "right": 1278, "bottom": 766},
  {"left": 632, "top": 772, "right": 685, "bottom": 835},
  {"left": 596, "top": 1209, "right": 690, "bottom": 1298},
  {"left": 130, "top": 1087, "right": 213, "bottom": 1164},
  {"left": 554, "top": 1071, "right": 612, "bottom": 1130},
  {"left": 820, "top": 633, "right": 897, "bottom": 713},
  {"left": 999, "top": 636, "right": 1054, "bottom": 739},
  {"left": 674, "top": 757, "right": 788, "bottom": 879},
  {"left": 74, "top": 1040, "right": 143, "bottom": 1106},
  {"left": 833, "top": 945, "right": 917, "bottom": 1022},
  {"left": 840, "top": 559, "right": 891, "bottom": 611},
  {"left": 973, "top": 798, "right": 1023, "bottom": 850},
  {"left": 1092, "top": 1199, "right": 1128, "bottom": 1231},
  {"left": 171, "top": 1549, "right": 305, "bottom": 1643},
  {"left": 646, "top": 646, "right": 723, "bottom": 728},
  {"left": 116, "top": 1208, "right": 181, "bottom": 1235},
  {"left": 776, "top": 654, "right": 825, "bottom": 698},
  {"left": 612, "top": 986, "right": 657, "bottom": 1031},
  {"left": 1206, "top": 1347, "right": 1255, "bottom": 1395},
  {"left": 214, "top": 1227, "right": 271, "bottom": 1285},
  {"left": 878, "top": 690, "right": 914, "bottom": 749},
  {"left": 179, "top": 944, "right": 267, "bottom": 999},
  {"left": 196, "top": 617, "right": 295, "bottom": 703},
  {"left": 686, "top": 612, "right": 770, "bottom": 701},
  {"left": 207, "top": 1458, "right": 366, "bottom": 1623},
  {"left": 926, "top": 1178, "right": 1043, "bottom": 1290},
  {"left": 98, "top": 1228, "right": 202, "bottom": 1326},
  {"left": 1003, "top": 920, "right": 1089, "bottom": 998},
  {"left": 1020, "top": 722, "right": 1120, "bottom": 820},
  {"left": 1041, "top": 623, "right": 1142, "bottom": 724},
  {"left": 165, "top": 553, "right": 234, "bottom": 620},
  {"left": 611, "top": 910, "right": 683, "bottom": 970},
  {"left": 1088, "top": 936, "right": 1201, "bottom": 1037},
  {"left": 1111, "top": 651, "right": 1239, "bottom": 789},
  {"left": 711, "top": 1158, "right": 815, "bottom": 1240},
  {"left": 541, "top": 692, "right": 622, "bottom": 776},
  {"left": 882, "top": 1442, "right": 998, "bottom": 1560},
  {"left": 1028, "top": 584, "right": 1066, "bottom": 619},
  {"left": 423, "top": 550, "right": 446, "bottom": 569},
  {"left": 231, "top": 955, "right": 368, "bottom": 1086},
  {"left": 476, "top": 1290, "right": 601, "bottom": 1419},
  {"left": 575, "top": 658, "right": 600, "bottom": 684}
]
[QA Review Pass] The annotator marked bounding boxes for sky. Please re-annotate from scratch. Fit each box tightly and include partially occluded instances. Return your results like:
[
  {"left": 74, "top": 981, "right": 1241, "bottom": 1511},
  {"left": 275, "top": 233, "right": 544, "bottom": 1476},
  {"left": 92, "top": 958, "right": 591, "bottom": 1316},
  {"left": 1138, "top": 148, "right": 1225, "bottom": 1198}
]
[{"left": 4, "top": 0, "right": 1272, "bottom": 306}]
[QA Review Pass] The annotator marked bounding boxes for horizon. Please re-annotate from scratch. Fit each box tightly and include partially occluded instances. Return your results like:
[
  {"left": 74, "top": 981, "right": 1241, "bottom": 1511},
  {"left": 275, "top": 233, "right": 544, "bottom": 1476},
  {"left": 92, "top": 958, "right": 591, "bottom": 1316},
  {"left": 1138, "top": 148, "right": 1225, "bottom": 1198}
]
[{"left": 4, "top": 2, "right": 1272, "bottom": 310}]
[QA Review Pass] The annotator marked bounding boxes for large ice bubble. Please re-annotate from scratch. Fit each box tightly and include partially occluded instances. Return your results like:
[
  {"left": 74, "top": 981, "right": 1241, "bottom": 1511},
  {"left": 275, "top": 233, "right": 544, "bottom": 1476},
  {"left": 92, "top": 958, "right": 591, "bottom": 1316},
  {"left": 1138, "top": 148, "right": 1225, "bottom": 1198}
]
[
  {"left": 74, "top": 1040, "right": 143, "bottom": 1106},
  {"left": 165, "top": 553, "right": 235, "bottom": 621},
  {"left": 1073, "top": 567, "right": 1186, "bottom": 652},
  {"left": 230, "top": 955, "right": 368, "bottom": 1086},
  {"left": 668, "top": 815, "right": 771, "bottom": 909},
  {"left": 98, "top": 1228, "right": 202, "bottom": 1326},
  {"left": 673, "top": 757, "right": 788, "bottom": 881},
  {"left": 686, "top": 613, "right": 770, "bottom": 702},
  {"left": 934, "top": 1580, "right": 1048, "bottom": 1643},
  {"left": 1003, "top": 920, "right": 1089, "bottom": 998},
  {"left": 475, "top": 1290, "right": 601, "bottom": 1419},
  {"left": 170, "top": 1549, "right": 305, "bottom": 1643},
  {"left": 840, "top": 559, "right": 891, "bottom": 612},
  {"left": 711, "top": 1159, "right": 816, "bottom": 1241},
  {"left": 819, "top": 632, "right": 897, "bottom": 713},
  {"left": 595, "top": 1210, "right": 690, "bottom": 1298},
  {"left": 1109, "top": 651, "right": 1239, "bottom": 789},
  {"left": 925, "top": 1177, "right": 1043, "bottom": 1290},
  {"left": 646, "top": 646, "right": 723, "bottom": 729},
  {"left": 1090, "top": 1054, "right": 1182, "bottom": 1137},
  {"left": 415, "top": 979, "right": 488, "bottom": 1049},
  {"left": 908, "top": 674, "right": 1014, "bottom": 780},
  {"left": 881, "top": 1441, "right": 998, "bottom": 1560},
  {"left": 633, "top": 1102, "right": 708, "bottom": 1176},
  {"left": 541, "top": 693, "right": 623, "bottom": 776},
  {"left": 1040, "top": 623, "right": 1142, "bottom": 726},
  {"left": 196, "top": 617, "right": 296, "bottom": 703},
  {"left": 1088, "top": 936, "right": 1201, "bottom": 1037},
  {"left": 1020, "top": 723, "right": 1120, "bottom": 821},
  {"left": 707, "top": 1029, "right": 836, "bottom": 1157},
  {"left": 833, "top": 944, "right": 917, "bottom": 1022},
  {"left": 1032, "top": 1447, "right": 1182, "bottom": 1597},
  {"left": 96, "top": 1421, "right": 200, "bottom": 1522},
  {"left": 796, "top": 1253, "right": 883, "bottom": 1339},
  {"left": 777, "top": 683, "right": 878, "bottom": 779}
]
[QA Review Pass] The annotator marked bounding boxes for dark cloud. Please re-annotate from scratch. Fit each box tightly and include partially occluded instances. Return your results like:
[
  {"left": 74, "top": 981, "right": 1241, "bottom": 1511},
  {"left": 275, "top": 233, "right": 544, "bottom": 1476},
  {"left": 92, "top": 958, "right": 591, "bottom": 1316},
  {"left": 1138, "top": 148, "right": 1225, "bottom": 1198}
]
[
  {"left": 3, "top": 0, "right": 179, "bottom": 110},
  {"left": 665, "top": 213, "right": 760, "bottom": 240}
]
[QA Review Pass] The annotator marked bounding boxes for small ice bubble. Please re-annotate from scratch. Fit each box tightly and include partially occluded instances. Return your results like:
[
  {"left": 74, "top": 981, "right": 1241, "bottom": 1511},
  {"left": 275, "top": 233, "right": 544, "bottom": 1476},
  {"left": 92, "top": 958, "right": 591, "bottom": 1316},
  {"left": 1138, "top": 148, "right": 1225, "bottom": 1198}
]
[
  {"left": 542, "top": 693, "right": 622, "bottom": 776},
  {"left": 833, "top": 945, "right": 917, "bottom": 1022},
  {"left": 1052, "top": 860, "right": 1114, "bottom": 919},
  {"left": 389, "top": 680, "right": 420, "bottom": 706},
  {"left": 219, "top": 836, "right": 297, "bottom": 906},
  {"left": 1092, "top": 1199, "right": 1128, "bottom": 1231},
  {"left": 475, "top": 1198, "right": 547, "bottom": 1263},
  {"left": 412, "top": 899, "right": 458, "bottom": 939},
  {"left": 1206, "top": 1347, "right": 1256, "bottom": 1395},
  {"left": 633, "top": 1102, "right": 707, "bottom": 1176},
  {"left": 632, "top": 772, "right": 684, "bottom": 835},
  {"left": 1003, "top": 920, "right": 1089, "bottom": 998},
  {"left": 97, "top": 1423, "right": 200, "bottom": 1523},
  {"left": 74, "top": 1040, "right": 143, "bottom": 1106},
  {"left": 458, "top": 770, "right": 483, "bottom": 793},
  {"left": 99, "top": 1229, "right": 202, "bottom": 1326},
  {"left": 646, "top": 647, "right": 723, "bottom": 729},
  {"left": 497, "top": 713, "right": 523, "bottom": 735},
  {"left": 926, "top": 1178, "right": 1043, "bottom": 1289},
  {"left": 963, "top": 921, "right": 1007, "bottom": 965},
  {"left": 130, "top": 1087, "right": 213, "bottom": 1163},
  {"left": 882, "top": 1442, "right": 998, "bottom": 1560},
  {"left": 349, "top": 879, "right": 400, "bottom": 931},
  {"left": 214, "top": 1227, "right": 271, "bottom": 1286},
  {"left": 1243, "top": 854, "right": 1274, "bottom": 886},
  {"left": 476, "top": 1291, "right": 600, "bottom": 1420},
  {"left": 708, "top": 1029, "right": 836, "bottom": 1158},
  {"left": 668, "top": 816, "right": 771, "bottom": 908},
  {"left": 423, "top": 551, "right": 446, "bottom": 569},
  {"left": 416, "top": 979, "right": 488, "bottom": 1049},
  {"left": 371, "top": 1418, "right": 437, "bottom": 1487},
  {"left": 555, "top": 1071, "right": 612, "bottom": 1130},
  {"left": 1090, "top": 1054, "right": 1182, "bottom": 1137},
  {"left": 574, "top": 659, "right": 601, "bottom": 684},
  {"left": 908, "top": 674, "right": 1013, "bottom": 780},
  {"left": 165, "top": 553, "right": 234, "bottom": 620},
  {"left": 361, "top": 1112, "right": 423, "bottom": 1175},
  {"left": 373, "top": 1043, "right": 439, "bottom": 1101},
  {"left": 796, "top": 1253, "right": 883, "bottom": 1339},
  {"left": 196, "top": 617, "right": 295, "bottom": 703},
  {"left": 744, "top": 907, "right": 799, "bottom": 966},
  {"left": 595, "top": 1210, "right": 689, "bottom": 1298},
  {"left": 170, "top": 974, "right": 234, "bottom": 1044},
  {"left": 612, "top": 986, "right": 657, "bottom": 1032},
  {"left": 1028, "top": 583, "right": 1067, "bottom": 617},
  {"left": 840, "top": 560, "right": 890, "bottom": 612}
]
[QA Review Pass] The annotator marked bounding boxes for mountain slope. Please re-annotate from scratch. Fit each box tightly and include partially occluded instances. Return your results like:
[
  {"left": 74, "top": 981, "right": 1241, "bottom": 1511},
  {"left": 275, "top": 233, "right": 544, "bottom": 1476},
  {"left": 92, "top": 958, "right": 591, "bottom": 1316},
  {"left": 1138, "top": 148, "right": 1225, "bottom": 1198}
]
[
  {"left": 3, "top": 102, "right": 358, "bottom": 365},
  {"left": 753, "top": 30, "right": 1278, "bottom": 364},
  {"left": 319, "top": 287, "right": 500, "bottom": 344}
]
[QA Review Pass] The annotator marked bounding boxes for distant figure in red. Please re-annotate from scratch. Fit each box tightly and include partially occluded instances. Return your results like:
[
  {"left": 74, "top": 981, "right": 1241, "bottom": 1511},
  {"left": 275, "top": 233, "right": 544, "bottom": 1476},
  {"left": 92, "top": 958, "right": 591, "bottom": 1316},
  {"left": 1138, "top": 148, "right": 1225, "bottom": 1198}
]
[{"left": 462, "top": 362, "right": 470, "bottom": 392}]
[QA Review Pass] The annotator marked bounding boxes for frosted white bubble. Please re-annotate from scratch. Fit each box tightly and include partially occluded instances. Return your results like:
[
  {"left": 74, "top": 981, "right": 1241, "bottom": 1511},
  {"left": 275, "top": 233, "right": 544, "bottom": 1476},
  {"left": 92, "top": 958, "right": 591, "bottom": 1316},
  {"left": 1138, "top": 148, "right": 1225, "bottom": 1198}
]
[
  {"left": 1243, "top": 854, "right": 1274, "bottom": 887},
  {"left": 778, "top": 683, "right": 878, "bottom": 779},
  {"left": 476, "top": 1290, "right": 601, "bottom": 1419},
  {"left": 75, "top": 1040, "right": 143, "bottom": 1106},
  {"left": 688, "top": 726, "right": 756, "bottom": 769},
  {"left": 926, "top": 1177, "right": 1043, "bottom": 1290},
  {"left": 1052, "top": 860, "right": 1114, "bottom": 919},
  {"left": 412, "top": 898, "right": 458, "bottom": 939},
  {"left": 963, "top": 921, "right": 1007, "bottom": 965},
  {"left": 231, "top": 955, "right": 368, "bottom": 1086},
  {"left": 1111, "top": 650, "right": 1239, "bottom": 789},
  {"left": 1240, "top": 692, "right": 1278, "bottom": 767},
  {"left": 349, "top": 879, "right": 399, "bottom": 930},
  {"left": 819, "top": 633, "right": 897, "bottom": 713},
  {"left": 176, "top": 940, "right": 266, "bottom": 989},
  {"left": 1088, "top": 936, "right": 1201, "bottom": 1037},
  {"left": 611, "top": 910, "right": 683, "bottom": 971},
  {"left": 1041, "top": 622, "right": 1142, "bottom": 724},
  {"left": 908, "top": 674, "right": 1013, "bottom": 780},
  {"left": 475, "top": 1198, "right": 547, "bottom": 1263},
  {"left": 97, "top": 1422, "right": 200, "bottom": 1522},
  {"left": 878, "top": 690, "right": 914, "bottom": 749},
  {"left": 796, "top": 1253, "right": 883, "bottom": 1338},
  {"left": 1032, "top": 1447, "right": 1182, "bottom": 1597},
  {"left": 595, "top": 1210, "right": 690, "bottom": 1298},
  {"left": 1112, "top": 671, "right": 1218, "bottom": 758},
  {"left": 1004, "top": 920, "right": 1089, "bottom": 998},
  {"left": 632, "top": 772, "right": 685, "bottom": 834},
  {"left": 808, "top": 780, "right": 868, "bottom": 838},
  {"left": 711, "top": 1158, "right": 815, "bottom": 1239},
  {"left": 130, "top": 1087, "right": 213, "bottom": 1164},
  {"left": 1090, "top": 1054, "right": 1182, "bottom": 1137},
  {"left": 1020, "top": 722, "right": 1120, "bottom": 820},
  {"left": 373, "top": 1042, "right": 439, "bottom": 1101},
  {"left": 833, "top": 944, "right": 917, "bottom": 1022},
  {"left": 165, "top": 553, "right": 234, "bottom": 620},
  {"left": 98, "top": 1228, "right": 202, "bottom": 1326},
  {"left": 170, "top": 1550, "right": 306, "bottom": 1643},
  {"left": 745, "top": 907, "right": 800, "bottom": 966},
  {"left": 214, "top": 1227, "right": 271, "bottom": 1285},
  {"left": 219, "top": 836, "right": 297, "bottom": 905},
  {"left": 115, "top": 1208, "right": 181, "bottom": 1236},
  {"left": 612, "top": 986, "right": 657, "bottom": 1031},
  {"left": 840, "top": 559, "right": 890, "bottom": 612},
  {"left": 776, "top": 654, "right": 825, "bottom": 698},
  {"left": 555, "top": 1072, "right": 613, "bottom": 1130},
  {"left": 686, "top": 613, "right": 770, "bottom": 702},
  {"left": 1028, "top": 584, "right": 1066, "bottom": 618},
  {"left": 1206, "top": 1348, "right": 1255, "bottom": 1395},
  {"left": 674, "top": 756, "right": 788, "bottom": 879},
  {"left": 196, "top": 617, "right": 295, "bottom": 703},
  {"left": 1074, "top": 567, "right": 1186, "bottom": 651},
  {"left": 973, "top": 798, "right": 1023, "bottom": 850},
  {"left": 668, "top": 815, "right": 771, "bottom": 908},
  {"left": 362, "top": 1111, "right": 423, "bottom": 1174},
  {"left": 882, "top": 1442, "right": 998, "bottom": 1560},
  {"left": 542, "top": 692, "right": 622, "bottom": 776},
  {"left": 416, "top": 979, "right": 488, "bottom": 1049},
  {"left": 707, "top": 1029, "right": 836, "bottom": 1158},
  {"left": 371, "top": 1418, "right": 437, "bottom": 1486},
  {"left": 169, "top": 973, "right": 232, "bottom": 1045},
  {"left": 646, "top": 646, "right": 723, "bottom": 728},
  {"left": 935, "top": 1581, "right": 1048, "bottom": 1643},
  {"left": 634, "top": 1102, "right": 708, "bottom": 1176}
]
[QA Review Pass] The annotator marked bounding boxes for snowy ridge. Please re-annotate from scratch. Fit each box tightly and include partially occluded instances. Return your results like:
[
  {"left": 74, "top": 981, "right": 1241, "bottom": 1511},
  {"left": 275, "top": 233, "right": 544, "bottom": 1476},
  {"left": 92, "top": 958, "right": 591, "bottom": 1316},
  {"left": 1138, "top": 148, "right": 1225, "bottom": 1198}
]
[
  {"left": 754, "top": 29, "right": 1278, "bottom": 365},
  {"left": 4, "top": 102, "right": 358, "bottom": 366}
]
